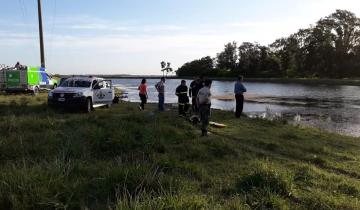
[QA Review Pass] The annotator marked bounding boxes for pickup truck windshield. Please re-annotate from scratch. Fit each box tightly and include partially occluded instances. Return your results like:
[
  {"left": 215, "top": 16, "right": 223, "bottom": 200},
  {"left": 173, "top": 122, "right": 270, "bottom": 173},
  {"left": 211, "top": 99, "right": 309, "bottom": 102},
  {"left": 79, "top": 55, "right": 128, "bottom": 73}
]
[{"left": 60, "top": 79, "right": 92, "bottom": 88}]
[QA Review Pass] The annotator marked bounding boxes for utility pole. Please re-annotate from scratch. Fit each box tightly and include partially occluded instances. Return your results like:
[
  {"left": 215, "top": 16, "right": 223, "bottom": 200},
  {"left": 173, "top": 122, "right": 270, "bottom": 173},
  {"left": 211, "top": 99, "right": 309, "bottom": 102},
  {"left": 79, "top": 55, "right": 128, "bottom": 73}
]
[{"left": 37, "top": 0, "right": 45, "bottom": 68}]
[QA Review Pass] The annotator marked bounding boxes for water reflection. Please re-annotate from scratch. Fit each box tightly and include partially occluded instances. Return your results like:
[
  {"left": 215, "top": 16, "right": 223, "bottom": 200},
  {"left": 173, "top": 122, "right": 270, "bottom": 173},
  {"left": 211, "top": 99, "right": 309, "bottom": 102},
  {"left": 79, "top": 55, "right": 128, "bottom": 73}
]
[{"left": 113, "top": 78, "right": 360, "bottom": 137}]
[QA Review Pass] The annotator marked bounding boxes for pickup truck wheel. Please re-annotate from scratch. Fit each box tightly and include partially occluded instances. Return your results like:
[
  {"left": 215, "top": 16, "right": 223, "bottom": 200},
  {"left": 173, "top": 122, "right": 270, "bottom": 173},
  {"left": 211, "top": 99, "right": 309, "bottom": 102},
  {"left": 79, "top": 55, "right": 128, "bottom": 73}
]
[{"left": 84, "top": 98, "right": 93, "bottom": 113}]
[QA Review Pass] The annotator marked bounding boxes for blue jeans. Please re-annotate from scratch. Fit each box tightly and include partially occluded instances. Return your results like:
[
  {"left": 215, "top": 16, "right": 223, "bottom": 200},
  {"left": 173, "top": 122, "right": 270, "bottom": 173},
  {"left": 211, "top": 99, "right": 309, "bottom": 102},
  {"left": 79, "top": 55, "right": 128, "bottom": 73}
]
[{"left": 158, "top": 94, "right": 165, "bottom": 111}]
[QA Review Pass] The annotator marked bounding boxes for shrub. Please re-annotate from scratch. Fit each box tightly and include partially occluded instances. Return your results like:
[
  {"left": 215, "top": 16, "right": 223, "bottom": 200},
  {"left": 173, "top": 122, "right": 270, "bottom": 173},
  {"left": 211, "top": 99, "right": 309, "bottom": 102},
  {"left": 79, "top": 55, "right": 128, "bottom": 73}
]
[
  {"left": 338, "top": 183, "right": 359, "bottom": 196},
  {"left": 235, "top": 168, "right": 292, "bottom": 197},
  {"left": 293, "top": 165, "right": 315, "bottom": 184}
]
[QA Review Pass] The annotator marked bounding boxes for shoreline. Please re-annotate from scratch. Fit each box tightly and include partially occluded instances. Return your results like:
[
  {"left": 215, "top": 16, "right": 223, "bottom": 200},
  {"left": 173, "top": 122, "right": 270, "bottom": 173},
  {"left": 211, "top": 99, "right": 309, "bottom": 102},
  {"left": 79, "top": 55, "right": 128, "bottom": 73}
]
[
  {"left": 59, "top": 74, "right": 360, "bottom": 86},
  {"left": 121, "top": 100, "right": 360, "bottom": 138}
]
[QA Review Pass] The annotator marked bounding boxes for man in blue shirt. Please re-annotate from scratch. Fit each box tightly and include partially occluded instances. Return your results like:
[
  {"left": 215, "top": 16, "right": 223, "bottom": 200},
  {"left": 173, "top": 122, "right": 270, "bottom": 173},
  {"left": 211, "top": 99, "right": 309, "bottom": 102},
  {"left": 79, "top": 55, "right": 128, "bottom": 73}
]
[{"left": 234, "top": 75, "right": 247, "bottom": 118}]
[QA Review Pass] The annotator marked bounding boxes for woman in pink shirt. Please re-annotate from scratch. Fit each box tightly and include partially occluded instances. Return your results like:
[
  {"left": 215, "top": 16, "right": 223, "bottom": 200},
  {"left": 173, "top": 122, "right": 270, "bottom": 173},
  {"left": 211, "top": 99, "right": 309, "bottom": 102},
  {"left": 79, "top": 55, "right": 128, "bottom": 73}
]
[{"left": 138, "top": 78, "right": 148, "bottom": 110}]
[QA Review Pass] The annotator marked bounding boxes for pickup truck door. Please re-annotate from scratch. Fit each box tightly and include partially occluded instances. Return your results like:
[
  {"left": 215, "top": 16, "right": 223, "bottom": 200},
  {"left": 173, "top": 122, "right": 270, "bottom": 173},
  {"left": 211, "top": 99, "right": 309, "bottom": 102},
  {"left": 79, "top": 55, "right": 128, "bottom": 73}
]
[{"left": 93, "top": 80, "right": 113, "bottom": 104}]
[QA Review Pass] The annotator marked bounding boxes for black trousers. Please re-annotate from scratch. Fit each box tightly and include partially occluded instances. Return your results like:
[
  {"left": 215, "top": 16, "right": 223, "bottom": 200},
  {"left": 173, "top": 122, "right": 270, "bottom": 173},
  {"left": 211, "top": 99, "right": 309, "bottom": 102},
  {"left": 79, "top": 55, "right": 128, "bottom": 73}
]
[
  {"left": 139, "top": 93, "right": 147, "bottom": 109},
  {"left": 199, "top": 104, "right": 211, "bottom": 134},
  {"left": 178, "top": 103, "right": 189, "bottom": 115},
  {"left": 235, "top": 94, "right": 244, "bottom": 118}
]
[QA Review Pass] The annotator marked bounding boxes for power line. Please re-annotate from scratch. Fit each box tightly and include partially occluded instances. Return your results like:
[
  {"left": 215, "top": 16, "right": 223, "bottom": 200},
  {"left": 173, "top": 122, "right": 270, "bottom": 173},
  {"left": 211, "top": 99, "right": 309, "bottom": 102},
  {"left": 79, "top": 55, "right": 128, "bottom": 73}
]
[
  {"left": 17, "top": 0, "right": 37, "bottom": 61},
  {"left": 17, "top": 0, "right": 27, "bottom": 26},
  {"left": 48, "top": 0, "right": 57, "bottom": 66}
]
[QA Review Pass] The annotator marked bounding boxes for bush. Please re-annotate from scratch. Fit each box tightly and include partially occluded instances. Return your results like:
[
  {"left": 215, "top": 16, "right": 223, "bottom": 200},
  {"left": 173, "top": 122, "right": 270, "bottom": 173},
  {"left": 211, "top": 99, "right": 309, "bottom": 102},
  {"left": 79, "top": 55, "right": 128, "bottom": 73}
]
[
  {"left": 115, "top": 193, "right": 210, "bottom": 210},
  {"left": 235, "top": 167, "right": 292, "bottom": 196},
  {"left": 234, "top": 163, "right": 293, "bottom": 209},
  {"left": 293, "top": 166, "right": 315, "bottom": 185},
  {"left": 338, "top": 183, "right": 359, "bottom": 196}
]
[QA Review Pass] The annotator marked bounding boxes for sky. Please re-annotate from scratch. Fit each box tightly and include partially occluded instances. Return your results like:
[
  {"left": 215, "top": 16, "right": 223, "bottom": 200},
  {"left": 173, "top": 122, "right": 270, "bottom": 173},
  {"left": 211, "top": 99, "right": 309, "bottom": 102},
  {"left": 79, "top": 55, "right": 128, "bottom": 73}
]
[{"left": 0, "top": 0, "right": 360, "bottom": 75}]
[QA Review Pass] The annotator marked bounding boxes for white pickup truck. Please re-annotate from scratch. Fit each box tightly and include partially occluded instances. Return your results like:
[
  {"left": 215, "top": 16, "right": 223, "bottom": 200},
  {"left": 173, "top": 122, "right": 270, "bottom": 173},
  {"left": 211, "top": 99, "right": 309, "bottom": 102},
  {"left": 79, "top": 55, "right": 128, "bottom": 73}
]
[{"left": 48, "top": 76, "right": 115, "bottom": 112}]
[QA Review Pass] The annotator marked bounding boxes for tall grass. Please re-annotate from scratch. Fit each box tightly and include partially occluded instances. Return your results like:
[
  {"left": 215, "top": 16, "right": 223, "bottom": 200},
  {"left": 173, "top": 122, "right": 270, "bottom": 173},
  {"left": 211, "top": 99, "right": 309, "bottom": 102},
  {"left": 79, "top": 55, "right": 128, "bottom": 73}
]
[{"left": 0, "top": 93, "right": 359, "bottom": 209}]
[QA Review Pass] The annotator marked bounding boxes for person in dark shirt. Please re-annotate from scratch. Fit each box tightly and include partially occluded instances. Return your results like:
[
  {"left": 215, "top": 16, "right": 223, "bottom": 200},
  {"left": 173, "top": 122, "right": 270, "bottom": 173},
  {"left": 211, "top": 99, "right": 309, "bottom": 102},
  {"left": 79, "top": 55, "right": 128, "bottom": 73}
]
[
  {"left": 155, "top": 77, "right": 166, "bottom": 111},
  {"left": 189, "top": 76, "right": 204, "bottom": 112},
  {"left": 15, "top": 62, "right": 21, "bottom": 69},
  {"left": 234, "top": 75, "right": 247, "bottom": 118},
  {"left": 175, "top": 80, "right": 190, "bottom": 116}
]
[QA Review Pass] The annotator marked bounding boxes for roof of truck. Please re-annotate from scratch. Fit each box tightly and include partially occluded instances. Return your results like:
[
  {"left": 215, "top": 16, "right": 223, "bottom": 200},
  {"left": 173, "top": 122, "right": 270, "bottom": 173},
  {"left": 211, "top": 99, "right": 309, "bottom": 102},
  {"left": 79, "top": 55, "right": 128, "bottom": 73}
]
[{"left": 64, "top": 76, "right": 104, "bottom": 81}]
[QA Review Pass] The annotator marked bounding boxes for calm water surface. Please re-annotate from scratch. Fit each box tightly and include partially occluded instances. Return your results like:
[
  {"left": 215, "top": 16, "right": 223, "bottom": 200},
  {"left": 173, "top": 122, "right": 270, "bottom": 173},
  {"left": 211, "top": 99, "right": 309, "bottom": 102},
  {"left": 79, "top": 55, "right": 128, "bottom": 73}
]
[{"left": 113, "top": 78, "right": 360, "bottom": 137}]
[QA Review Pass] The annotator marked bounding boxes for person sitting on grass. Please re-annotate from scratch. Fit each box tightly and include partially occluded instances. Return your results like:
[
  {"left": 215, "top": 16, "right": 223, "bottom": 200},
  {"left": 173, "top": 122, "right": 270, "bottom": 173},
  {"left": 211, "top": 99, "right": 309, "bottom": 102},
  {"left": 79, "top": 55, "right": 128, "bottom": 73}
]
[
  {"left": 175, "top": 80, "right": 190, "bottom": 116},
  {"left": 197, "top": 79, "right": 212, "bottom": 137},
  {"left": 138, "top": 78, "right": 148, "bottom": 110}
]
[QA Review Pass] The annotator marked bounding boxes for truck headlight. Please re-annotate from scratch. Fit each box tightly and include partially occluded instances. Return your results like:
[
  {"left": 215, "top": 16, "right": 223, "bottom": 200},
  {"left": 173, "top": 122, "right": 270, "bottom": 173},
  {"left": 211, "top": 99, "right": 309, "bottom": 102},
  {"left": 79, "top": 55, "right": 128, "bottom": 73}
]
[{"left": 73, "top": 92, "right": 83, "bottom": 98}]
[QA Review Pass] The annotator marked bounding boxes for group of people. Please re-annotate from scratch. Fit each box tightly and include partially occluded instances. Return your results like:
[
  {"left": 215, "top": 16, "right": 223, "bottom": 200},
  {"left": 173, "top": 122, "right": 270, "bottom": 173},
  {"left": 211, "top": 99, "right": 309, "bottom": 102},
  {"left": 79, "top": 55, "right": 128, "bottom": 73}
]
[{"left": 137, "top": 75, "right": 247, "bottom": 136}]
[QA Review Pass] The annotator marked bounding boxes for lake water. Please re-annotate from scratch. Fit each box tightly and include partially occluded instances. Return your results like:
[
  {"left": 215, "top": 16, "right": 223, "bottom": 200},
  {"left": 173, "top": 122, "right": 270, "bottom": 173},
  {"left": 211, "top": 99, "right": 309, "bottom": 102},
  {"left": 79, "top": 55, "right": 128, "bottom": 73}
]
[{"left": 113, "top": 78, "right": 360, "bottom": 137}]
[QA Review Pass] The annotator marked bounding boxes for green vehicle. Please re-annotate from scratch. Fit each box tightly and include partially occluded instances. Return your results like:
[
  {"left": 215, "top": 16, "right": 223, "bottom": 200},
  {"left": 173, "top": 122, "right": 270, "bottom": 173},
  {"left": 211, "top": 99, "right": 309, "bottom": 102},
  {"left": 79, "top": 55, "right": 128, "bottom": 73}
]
[{"left": 0, "top": 66, "right": 59, "bottom": 94}]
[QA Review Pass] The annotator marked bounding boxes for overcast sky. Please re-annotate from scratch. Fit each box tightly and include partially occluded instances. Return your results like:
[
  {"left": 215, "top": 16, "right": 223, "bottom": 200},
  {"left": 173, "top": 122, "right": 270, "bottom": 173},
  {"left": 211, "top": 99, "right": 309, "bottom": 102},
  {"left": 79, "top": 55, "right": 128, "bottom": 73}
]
[{"left": 1, "top": 0, "right": 360, "bottom": 75}]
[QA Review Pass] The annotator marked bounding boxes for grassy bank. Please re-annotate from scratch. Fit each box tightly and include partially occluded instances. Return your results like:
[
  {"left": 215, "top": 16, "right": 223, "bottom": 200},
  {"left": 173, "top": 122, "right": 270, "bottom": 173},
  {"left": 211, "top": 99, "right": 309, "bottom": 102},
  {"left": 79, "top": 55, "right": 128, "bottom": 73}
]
[{"left": 0, "top": 93, "right": 359, "bottom": 209}]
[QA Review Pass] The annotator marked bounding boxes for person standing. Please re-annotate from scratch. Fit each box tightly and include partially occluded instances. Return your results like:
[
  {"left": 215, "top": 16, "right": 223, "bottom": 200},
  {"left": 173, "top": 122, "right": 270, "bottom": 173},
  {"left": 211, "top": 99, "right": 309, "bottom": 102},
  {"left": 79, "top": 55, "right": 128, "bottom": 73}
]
[
  {"left": 234, "top": 75, "right": 247, "bottom": 118},
  {"left": 197, "top": 79, "right": 212, "bottom": 137},
  {"left": 138, "top": 78, "right": 148, "bottom": 110},
  {"left": 14, "top": 62, "right": 21, "bottom": 69},
  {"left": 189, "top": 76, "right": 204, "bottom": 112},
  {"left": 175, "top": 80, "right": 190, "bottom": 116},
  {"left": 155, "top": 77, "right": 166, "bottom": 111}
]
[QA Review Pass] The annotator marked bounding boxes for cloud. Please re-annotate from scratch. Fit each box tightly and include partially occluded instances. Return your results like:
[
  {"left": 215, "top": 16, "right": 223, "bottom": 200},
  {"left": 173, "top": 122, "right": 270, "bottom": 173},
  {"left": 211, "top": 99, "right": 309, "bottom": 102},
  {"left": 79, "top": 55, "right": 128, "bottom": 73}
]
[
  {"left": 0, "top": 17, "right": 300, "bottom": 74},
  {"left": 68, "top": 23, "right": 184, "bottom": 32},
  {"left": 143, "top": 25, "right": 185, "bottom": 32},
  {"left": 52, "top": 15, "right": 185, "bottom": 33},
  {"left": 227, "top": 19, "right": 312, "bottom": 31},
  {"left": 70, "top": 23, "right": 111, "bottom": 30},
  {"left": 3, "top": 3, "right": 360, "bottom": 75},
  {"left": 69, "top": 23, "right": 130, "bottom": 31},
  {"left": 0, "top": 31, "right": 38, "bottom": 47}
]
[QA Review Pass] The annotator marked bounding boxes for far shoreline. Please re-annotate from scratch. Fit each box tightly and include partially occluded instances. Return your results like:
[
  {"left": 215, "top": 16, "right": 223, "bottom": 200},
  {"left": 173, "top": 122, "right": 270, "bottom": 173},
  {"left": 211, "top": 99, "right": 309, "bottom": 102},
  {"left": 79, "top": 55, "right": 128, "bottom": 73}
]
[{"left": 58, "top": 74, "right": 360, "bottom": 86}]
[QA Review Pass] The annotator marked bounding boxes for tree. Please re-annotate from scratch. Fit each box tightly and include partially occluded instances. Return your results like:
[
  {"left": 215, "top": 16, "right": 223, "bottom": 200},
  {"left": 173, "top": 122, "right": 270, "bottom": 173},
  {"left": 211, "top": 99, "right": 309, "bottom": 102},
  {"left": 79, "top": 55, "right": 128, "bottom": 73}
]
[
  {"left": 160, "top": 61, "right": 173, "bottom": 77},
  {"left": 238, "top": 42, "right": 261, "bottom": 77},
  {"left": 216, "top": 42, "right": 238, "bottom": 72},
  {"left": 270, "top": 30, "right": 310, "bottom": 77},
  {"left": 177, "top": 10, "right": 360, "bottom": 78},
  {"left": 176, "top": 56, "right": 216, "bottom": 77},
  {"left": 315, "top": 10, "right": 360, "bottom": 77}
]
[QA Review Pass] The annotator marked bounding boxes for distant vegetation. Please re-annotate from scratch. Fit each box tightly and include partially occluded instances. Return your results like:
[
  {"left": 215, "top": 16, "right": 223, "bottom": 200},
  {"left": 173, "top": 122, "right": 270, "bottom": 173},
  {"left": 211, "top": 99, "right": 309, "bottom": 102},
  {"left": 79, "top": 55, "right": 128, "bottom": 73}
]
[
  {"left": 0, "top": 94, "right": 360, "bottom": 209},
  {"left": 177, "top": 10, "right": 360, "bottom": 78}
]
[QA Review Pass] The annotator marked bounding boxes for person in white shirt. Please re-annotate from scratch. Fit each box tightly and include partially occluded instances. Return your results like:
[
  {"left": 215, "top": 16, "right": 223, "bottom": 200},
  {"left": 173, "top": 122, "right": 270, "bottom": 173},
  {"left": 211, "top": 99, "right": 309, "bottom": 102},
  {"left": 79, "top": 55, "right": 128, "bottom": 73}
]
[{"left": 197, "top": 79, "right": 212, "bottom": 137}]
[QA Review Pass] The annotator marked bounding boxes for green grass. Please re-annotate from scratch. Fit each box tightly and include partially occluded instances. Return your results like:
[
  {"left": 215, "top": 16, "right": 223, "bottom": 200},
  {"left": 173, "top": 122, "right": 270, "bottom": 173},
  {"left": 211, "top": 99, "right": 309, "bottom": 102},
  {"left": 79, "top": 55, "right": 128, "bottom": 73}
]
[{"left": 0, "top": 93, "right": 360, "bottom": 209}]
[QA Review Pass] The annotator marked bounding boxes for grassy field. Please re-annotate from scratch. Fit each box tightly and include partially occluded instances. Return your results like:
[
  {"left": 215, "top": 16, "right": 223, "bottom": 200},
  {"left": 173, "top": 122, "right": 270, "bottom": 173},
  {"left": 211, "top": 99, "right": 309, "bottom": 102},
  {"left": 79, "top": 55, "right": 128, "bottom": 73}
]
[{"left": 0, "top": 93, "right": 360, "bottom": 209}]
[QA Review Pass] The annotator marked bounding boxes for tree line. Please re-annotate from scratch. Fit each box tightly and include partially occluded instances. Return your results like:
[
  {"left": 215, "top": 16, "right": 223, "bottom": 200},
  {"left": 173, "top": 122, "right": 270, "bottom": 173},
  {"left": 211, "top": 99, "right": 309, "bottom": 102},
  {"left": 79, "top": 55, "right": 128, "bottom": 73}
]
[{"left": 176, "top": 10, "right": 360, "bottom": 78}]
